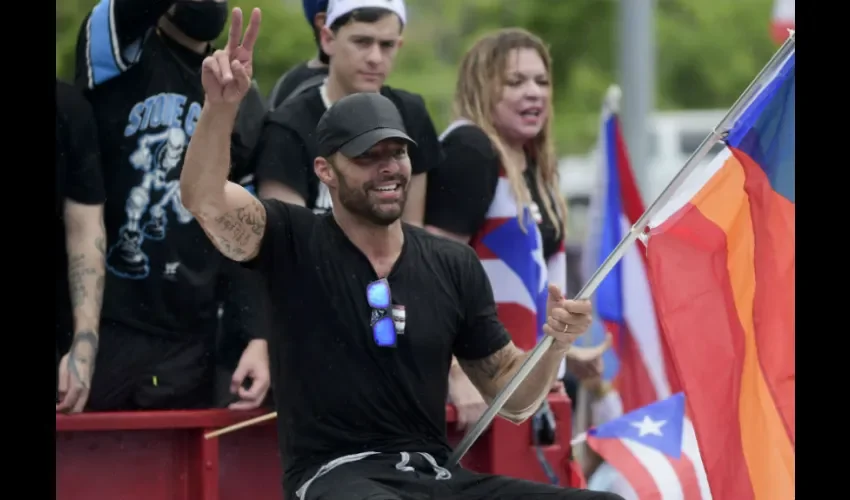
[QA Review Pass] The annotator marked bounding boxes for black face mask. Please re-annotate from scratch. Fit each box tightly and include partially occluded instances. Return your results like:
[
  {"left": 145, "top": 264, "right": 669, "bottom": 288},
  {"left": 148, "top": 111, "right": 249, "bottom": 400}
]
[{"left": 166, "top": 1, "right": 229, "bottom": 42}]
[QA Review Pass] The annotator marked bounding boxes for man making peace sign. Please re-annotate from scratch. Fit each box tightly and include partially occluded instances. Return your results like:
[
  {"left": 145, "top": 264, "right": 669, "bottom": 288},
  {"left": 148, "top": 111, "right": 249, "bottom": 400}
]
[{"left": 183, "top": 8, "right": 621, "bottom": 500}]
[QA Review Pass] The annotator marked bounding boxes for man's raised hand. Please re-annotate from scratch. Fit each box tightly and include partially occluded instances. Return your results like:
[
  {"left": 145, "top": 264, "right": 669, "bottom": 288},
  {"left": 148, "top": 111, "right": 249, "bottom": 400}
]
[{"left": 201, "top": 7, "right": 261, "bottom": 105}]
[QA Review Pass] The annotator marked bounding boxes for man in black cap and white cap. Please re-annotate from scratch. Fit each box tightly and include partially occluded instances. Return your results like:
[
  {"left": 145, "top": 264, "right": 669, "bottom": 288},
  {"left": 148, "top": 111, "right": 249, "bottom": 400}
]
[
  {"left": 250, "top": 0, "right": 440, "bottom": 227},
  {"left": 182, "top": 8, "right": 620, "bottom": 500}
]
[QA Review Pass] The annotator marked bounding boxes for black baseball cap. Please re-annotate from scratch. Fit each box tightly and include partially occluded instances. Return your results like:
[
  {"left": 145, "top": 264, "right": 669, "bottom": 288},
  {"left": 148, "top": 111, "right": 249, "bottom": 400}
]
[{"left": 316, "top": 92, "right": 416, "bottom": 159}]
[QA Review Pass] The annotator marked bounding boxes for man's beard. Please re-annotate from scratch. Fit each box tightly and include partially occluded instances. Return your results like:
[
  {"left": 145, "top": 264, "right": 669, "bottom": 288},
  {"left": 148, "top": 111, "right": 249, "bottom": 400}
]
[{"left": 331, "top": 163, "right": 408, "bottom": 226}]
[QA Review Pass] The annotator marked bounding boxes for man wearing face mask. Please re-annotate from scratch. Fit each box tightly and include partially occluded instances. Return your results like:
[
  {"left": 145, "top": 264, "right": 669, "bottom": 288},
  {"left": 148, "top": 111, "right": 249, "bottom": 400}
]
[{"left": 73, "top": 0, "right": 271, "bottom": 412}]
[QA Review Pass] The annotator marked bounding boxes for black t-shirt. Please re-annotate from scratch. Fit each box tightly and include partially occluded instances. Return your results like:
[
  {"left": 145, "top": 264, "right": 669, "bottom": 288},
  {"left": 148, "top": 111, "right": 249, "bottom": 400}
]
[
  {"left": 56, "top": 79, "right": 107, "bottom": 347},
  {"left": 75, "top": 0, "right": 266, "bottom": 337},
  {"left": 425, "top": 124, "right": 563, "bottom": 259},
  {"left": 251, "top": 85, "right": 441, "bottom": 214},
  {"left": 245, "top": 200, "right": 510, "bottom": 494},
  {"left": 267, "top": 61, "right": 328, "bottom": 111}
]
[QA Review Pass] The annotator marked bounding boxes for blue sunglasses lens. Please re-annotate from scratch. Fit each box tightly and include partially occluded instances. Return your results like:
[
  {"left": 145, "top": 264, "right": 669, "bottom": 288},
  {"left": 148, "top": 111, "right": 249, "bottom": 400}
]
[
  {"left": 373, "top": 316, "right": 396, "bottom": 347},
  {"left": 367, "top": 280, "right": 390, "bottom": 309}
]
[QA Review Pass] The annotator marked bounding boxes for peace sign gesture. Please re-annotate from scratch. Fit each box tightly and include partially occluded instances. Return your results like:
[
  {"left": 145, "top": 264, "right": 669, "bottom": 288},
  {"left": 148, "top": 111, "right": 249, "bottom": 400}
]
[{"left": 202, "top": 7, "right": 262, "bottom": 105}]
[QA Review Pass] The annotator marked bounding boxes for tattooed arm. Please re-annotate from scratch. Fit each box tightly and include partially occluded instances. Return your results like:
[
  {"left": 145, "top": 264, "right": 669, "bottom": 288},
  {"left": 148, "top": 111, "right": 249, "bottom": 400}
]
[
  {"left": 57, "top": 200, "right": 105, "bottom": 413},
  {"left": 65, "top": 200, "right": 106, "bottom": 336},
  {"left": 458, "top": 341, "right": 569, "bottom": 424},
  {"left": 453, "top": 247, "right": 571, "bottom": 424},
  {"left": 181, "top": 102, "right": 267, "bottom": 262}
]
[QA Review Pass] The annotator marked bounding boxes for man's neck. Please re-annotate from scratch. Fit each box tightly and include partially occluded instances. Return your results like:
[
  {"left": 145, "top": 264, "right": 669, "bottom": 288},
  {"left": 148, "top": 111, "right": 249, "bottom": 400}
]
[
  {"left": 157, "top": 18, "right": 209, "bottom": 54},
  {"left": 333, "top": 208, "right": 404, "bottom": 268},
  {"left": 323, "top": 73, "right": 351, "bottom": 104}
]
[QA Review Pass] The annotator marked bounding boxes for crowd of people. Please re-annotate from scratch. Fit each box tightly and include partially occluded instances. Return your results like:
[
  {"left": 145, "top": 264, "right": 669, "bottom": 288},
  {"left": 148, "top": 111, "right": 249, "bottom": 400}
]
[{"left": 56, "top": 0, "right": 624, "bottom": 498}]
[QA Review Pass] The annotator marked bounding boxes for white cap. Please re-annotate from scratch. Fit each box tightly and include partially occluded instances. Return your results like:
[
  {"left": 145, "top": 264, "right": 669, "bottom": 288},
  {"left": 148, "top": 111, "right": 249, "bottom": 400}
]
[{"left": 325, "top": 0, "right": 407, "bottom": 30}]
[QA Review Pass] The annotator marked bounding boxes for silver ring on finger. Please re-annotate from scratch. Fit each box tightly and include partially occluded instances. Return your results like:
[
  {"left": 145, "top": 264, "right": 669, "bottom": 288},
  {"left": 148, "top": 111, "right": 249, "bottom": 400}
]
[{"left": 562, "top": 322, "right": 569, "bottom": 333}]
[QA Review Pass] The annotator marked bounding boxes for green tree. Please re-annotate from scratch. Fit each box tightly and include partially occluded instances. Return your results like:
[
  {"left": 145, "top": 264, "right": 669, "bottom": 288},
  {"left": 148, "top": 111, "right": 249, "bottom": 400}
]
[{"left": 656, "top": 0, "right": 777, "bottom": 109}]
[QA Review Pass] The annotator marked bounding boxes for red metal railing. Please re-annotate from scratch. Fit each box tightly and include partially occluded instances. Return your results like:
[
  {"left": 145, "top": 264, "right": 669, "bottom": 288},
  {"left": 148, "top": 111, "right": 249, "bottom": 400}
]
[{"left": 56, "top": 394, "right": 575, "bottom": 499}]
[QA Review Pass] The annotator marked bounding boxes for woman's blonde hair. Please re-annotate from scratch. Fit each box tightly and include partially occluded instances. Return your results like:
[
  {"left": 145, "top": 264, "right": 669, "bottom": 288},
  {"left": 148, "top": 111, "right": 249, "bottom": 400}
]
[{"left": 453, "top": 28, "right": 568, "bottom": 238}]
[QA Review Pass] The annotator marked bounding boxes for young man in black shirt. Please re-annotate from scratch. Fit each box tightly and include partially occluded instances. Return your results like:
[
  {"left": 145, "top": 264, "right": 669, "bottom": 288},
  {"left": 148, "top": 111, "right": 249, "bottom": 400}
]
[
  {"left": 252, "top": 0, "right": 437, "bottom": 226},
  {"left": 181, "top": 10, "right": 621, "bottom": 499},
  {"left": 74, "top": 0, "right": 269, "bottom": 411},
  {"left": 266, "top": 0, "right": 330, "bottom": 111},
  {"left": 55, "top": 80, "right": 107, "bottom": 414}
]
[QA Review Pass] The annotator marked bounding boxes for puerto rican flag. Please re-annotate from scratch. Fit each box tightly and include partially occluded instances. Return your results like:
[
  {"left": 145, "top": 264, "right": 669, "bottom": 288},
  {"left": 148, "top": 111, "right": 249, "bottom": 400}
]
[
  {"left": 578, "top": 87, "right": 711, "bottom": 499},
  {"left": 585, "top": 393, "right": 710, "bottom": 500},
  {"left": 580, "top": 86, "right": 679, "bottom": 413},
  {"left": 474, "top": 176, "right": 551, "bottom": 353}
]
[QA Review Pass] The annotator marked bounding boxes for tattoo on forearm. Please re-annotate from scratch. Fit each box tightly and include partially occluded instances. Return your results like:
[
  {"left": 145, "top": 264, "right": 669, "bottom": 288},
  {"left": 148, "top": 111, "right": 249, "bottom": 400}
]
[
  {"left": 68, "top": 233, "right": 106, "bottom": 316},
  {"left": 94, "top": 275, "right": 105, "bottom": 313},
  {"left": 69, "top": 330, "right": 99, "bottom": 389},
  {"left": 95, "top": 232, "right": 106, "bottom": 313},
  {"left": 205, "top": 202, "right": 266, "bottom": 259},
  {"left": 68, "top": 253, "right": 97, "bottom": 310}
]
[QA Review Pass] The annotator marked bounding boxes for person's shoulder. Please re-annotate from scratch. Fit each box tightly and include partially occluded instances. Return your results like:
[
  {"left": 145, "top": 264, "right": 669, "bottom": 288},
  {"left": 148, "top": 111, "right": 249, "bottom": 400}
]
[
  {"left": 284, "top": 61, "right": 310, "bottom": 76},
  {"left": 283, "top": 61, "right": 326, "bottom": 81},
  {"left": 56, "top": 79, "right": 92, "bottom": 120},
  {"left": 267, "top": 86, "right": 323, "bottom": 127},
  {"left": 441, "top": 122, "right": 494, "bottom": 151},
  {"left": 120, "top": 29, "right": 164, "bottom": 70},
  {"left": 262, "top": 198, "right": 319, "bottom": 229},
  {"left": 294, "top": 63, "right": 327, "bottom": 81},
  {"left": 263, "top": 197, "right": 315, "bottom": 216},
  {"left": 271, "top": 62, "right": 324, "bottom": 102},
  {"left": 381, "top": 85, "right": 428, "bottom": 113},
  {"left": 406, "top": 225, "right": 479, "bottom": 265},
  {"left": 439, "top": 121, "right": 500, "bottom": 167}
]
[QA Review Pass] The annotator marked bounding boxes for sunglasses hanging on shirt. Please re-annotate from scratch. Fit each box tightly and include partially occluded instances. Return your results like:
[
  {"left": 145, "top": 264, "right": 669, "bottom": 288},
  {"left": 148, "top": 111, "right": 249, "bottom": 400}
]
[{"left": 367, "top": 278, "right": 397, "bottom": 347}]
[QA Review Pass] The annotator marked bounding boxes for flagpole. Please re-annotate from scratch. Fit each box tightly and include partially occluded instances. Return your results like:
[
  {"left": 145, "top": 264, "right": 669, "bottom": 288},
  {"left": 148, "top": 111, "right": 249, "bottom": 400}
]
[{"left": 444, "top": 32, "right": 795, "bottom": 469}]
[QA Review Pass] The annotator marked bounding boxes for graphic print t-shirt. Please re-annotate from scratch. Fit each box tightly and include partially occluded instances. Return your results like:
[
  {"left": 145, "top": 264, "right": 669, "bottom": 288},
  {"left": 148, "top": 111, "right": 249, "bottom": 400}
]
[
  {"left": 76, "top": 0, "right": 265, "bottom": 337},
  {"left": 251, "top": 84, "right": 442, "bottom": 215}
]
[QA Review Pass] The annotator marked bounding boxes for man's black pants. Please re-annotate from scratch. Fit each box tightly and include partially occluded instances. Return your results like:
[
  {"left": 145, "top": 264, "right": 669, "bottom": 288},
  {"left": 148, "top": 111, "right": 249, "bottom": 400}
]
[
  {"left": 298, "top": 452, "right": 624, "bottom": 500},
  {"left": 85, "top": 320, "right": 215, "bottom": 411}
]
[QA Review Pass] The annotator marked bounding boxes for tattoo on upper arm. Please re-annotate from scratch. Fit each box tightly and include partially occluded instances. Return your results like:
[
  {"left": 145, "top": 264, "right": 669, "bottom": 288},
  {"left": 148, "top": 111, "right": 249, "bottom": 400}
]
[
  {"left": 458, "top": 344, "right": 521, "bottom": 384},
  {"left": 205, "top": 201, "right": 266, "bottom": 260},
  {"left": 69, "top": 330, "right": 99, "bottom": 389}
]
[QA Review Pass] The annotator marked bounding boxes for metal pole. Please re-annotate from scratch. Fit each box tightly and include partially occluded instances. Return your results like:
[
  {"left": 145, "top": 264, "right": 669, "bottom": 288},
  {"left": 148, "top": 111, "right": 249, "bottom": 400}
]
[
  {"left": 619, "top": 0, "right": 656, "bottom": 200},
  {"left": 444, "top": 33, "right": 796, "bottom": 469}
]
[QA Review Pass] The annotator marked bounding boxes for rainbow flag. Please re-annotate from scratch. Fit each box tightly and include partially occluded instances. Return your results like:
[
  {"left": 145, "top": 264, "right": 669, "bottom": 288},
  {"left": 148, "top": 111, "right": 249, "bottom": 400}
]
[{"left": 644, "top": 48, "right": 795, "bottom": 499}]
